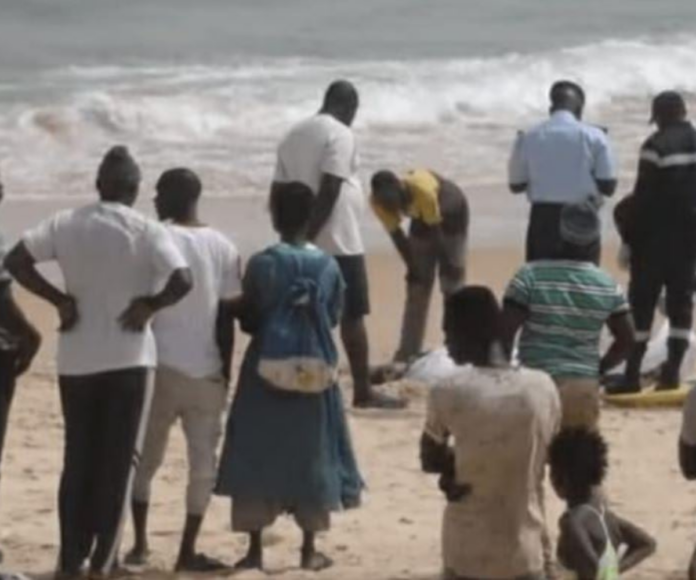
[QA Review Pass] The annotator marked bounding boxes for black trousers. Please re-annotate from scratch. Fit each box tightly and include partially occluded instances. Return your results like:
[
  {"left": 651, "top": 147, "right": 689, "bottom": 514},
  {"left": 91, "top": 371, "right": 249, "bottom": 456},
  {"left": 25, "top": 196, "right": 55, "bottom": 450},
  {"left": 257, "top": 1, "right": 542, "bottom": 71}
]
[
  {"left": 526, "top": 203, "right": 601, "bottom": 264},
  {"left": 58, "top": 367, "right": 152, "bottom": 575},
  {"left": 0, "top": 351, "right": 17, "bottom": 480},
  {"left": 629, "top": 240, "right": 696, "bottom": 339}
]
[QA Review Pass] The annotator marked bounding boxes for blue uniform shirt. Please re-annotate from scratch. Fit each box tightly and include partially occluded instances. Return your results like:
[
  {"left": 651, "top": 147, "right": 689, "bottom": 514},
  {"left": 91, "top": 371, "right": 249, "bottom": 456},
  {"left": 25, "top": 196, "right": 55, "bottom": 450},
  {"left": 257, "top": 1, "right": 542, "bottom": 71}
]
[{"left": 508, "top": 111, "right": 616, "bottom": 205}]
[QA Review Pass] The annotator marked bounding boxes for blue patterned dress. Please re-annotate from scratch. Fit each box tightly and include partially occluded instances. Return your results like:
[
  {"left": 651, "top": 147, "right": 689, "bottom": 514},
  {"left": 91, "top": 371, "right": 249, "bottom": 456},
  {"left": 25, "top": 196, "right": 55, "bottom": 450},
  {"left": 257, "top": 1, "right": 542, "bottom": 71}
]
[{"left": 215, "top": 242, "right": 363, "bottom": 529}]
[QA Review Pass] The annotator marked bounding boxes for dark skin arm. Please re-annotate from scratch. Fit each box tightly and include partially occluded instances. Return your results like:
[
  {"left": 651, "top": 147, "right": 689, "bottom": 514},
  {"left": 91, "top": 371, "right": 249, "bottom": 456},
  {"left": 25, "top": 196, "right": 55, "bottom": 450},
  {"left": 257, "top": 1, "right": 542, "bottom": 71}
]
[
  {"left": 306, "top": 174, "right": 343, "bottom": 242},
  {"left": 599, "top": 312, "right": 635, "bottom": 375},
  {"left": 679, "top": 439, "right": 696, "bottom": 480},
  {"left": 5, "top": 242, "right": 78, "bottom": 331},
  {"left": 501, "top": 298, "right": 528, "bottom": 359},
  {"left": 389, "top": 228, "right": 414, "bottom": 271},
  {"left": 0, "top": 282, "right": 41, "bottom": 376},
  {"left": 420, "top": 433, "right": 471, "bottom": 502},
  {"left": 610, "top": 513, "right": 656, "bottom": 573},
  {"left": 595, "top": 179, "right": 617, "bottom": 197},
  {"left": 216, "top": 298, "right": 241, "bottom": 384},
  {"left": 389, "top": 228, "right": 429, "bottom": 285},
  {"left": 119, "top": 268, "right": 193, "bottom": 332}
]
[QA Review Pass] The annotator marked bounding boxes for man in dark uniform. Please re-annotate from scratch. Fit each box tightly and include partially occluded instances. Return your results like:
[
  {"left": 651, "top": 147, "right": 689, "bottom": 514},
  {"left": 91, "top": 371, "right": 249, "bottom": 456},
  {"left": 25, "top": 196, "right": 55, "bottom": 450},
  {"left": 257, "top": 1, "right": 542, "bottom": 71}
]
[{"left": 614, "top": 92, "right": 696, "bottom": 393}]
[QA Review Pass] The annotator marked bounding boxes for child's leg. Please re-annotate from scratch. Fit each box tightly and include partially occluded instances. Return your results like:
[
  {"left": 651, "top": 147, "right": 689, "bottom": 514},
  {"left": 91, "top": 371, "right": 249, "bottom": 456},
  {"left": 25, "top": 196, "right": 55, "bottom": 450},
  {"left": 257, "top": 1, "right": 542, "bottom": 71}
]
[
  {"left": 295, "top": 508, "right": 332, "bottom": 571},
  {"left": 300, "top": 531, "right": 333, "bottom": 572},
  {"left": 235, "top": 531, "right": 263, "bottom": 570},
  {"left": 232, "top": 499, "right": 280, "bottom": 570}
]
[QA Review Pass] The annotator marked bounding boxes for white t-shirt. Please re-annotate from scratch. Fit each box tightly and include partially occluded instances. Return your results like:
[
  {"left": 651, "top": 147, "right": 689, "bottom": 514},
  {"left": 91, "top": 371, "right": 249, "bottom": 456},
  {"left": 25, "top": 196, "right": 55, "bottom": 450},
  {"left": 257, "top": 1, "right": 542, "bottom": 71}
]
[
  {"left": 274, "top": 113, "right": 366, "bottom": 256},
  {"left": 23, "top": 202, "right": 187, "bottom": 376},
  {"left": 153, "top": 225, "right": 242, "bottom": 379}
]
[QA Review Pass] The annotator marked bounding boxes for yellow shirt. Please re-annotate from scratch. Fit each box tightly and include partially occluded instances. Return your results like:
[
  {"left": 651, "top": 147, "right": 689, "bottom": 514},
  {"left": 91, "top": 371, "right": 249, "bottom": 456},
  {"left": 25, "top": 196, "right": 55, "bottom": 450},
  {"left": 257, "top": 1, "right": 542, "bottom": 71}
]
[{"left": 372, "top": 169, "right": 443, "bottom": 233}]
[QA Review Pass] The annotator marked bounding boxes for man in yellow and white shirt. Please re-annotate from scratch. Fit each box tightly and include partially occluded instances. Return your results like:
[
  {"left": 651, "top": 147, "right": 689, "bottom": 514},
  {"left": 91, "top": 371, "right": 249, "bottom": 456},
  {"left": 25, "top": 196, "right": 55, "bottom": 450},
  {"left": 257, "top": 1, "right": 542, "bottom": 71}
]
[{"left": 371, "top": 169, "right": 468, "bottom": 362}]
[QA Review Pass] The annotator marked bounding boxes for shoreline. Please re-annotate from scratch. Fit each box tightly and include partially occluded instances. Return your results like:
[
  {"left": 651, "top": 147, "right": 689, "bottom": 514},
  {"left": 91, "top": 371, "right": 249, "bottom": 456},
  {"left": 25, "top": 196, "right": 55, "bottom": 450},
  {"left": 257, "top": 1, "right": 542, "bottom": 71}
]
[{"left": 0, "top": 182, "right": 622, "bottom": 257}]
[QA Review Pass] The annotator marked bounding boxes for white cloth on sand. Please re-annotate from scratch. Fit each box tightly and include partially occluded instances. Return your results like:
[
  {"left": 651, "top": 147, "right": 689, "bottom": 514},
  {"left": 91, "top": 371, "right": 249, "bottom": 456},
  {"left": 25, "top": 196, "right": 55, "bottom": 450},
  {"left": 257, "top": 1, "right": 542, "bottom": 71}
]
[{"left": 405, "top": 348, "right": 458, "bottom": 385}]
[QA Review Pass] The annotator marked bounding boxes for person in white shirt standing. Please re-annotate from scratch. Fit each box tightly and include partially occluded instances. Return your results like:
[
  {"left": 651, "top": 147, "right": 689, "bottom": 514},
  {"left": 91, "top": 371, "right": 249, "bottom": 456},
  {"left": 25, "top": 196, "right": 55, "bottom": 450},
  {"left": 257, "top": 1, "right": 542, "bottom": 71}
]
[
  {"left": 272, "top": 80, "right": 404, "bottom": 409},
  {"left": 508, "top": 81, "right": 617, "bottom": 263},
  {"left": 4, "top": 147, "right": 192, "bottom": 580},
  {"left": 126, "top": 168, "right": 242, "bottom": 572}
]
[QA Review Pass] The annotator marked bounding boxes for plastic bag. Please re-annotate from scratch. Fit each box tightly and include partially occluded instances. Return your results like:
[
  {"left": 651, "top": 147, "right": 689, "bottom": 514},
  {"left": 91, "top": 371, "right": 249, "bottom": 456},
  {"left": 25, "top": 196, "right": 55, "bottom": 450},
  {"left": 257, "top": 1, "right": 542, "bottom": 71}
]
[{"left": 405, "top": 348, "right": 458, "bottom": 385}]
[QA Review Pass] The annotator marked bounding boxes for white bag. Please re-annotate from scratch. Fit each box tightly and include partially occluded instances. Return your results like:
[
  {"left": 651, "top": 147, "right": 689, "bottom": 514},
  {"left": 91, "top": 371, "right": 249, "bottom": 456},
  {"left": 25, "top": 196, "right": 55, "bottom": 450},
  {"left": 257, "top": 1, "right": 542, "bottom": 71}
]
[{"left": 405, "top": 348, "right": 459, "bottom": 386}]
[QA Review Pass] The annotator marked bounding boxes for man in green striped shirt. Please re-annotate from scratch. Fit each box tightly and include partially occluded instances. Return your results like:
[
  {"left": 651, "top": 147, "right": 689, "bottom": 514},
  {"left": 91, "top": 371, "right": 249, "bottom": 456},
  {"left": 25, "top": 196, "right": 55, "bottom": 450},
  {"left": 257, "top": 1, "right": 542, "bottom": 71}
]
[{"left": 503, "top": 202, "right": 634, "bottom": 430}]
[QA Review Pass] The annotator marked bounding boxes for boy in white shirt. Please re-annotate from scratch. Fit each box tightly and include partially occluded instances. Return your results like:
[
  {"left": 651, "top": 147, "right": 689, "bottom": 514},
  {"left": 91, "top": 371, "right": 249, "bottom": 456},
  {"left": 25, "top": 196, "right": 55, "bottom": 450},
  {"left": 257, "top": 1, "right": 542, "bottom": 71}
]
[{"left": 127, "top": 168, "right": 242, "bottom": 572}]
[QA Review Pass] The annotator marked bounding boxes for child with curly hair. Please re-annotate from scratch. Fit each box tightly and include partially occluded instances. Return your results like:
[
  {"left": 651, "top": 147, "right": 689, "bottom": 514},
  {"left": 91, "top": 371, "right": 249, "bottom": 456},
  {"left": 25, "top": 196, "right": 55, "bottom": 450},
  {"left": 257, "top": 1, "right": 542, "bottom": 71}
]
[{"left": 549, "top": 428, "right": 655, "bottom": 579}]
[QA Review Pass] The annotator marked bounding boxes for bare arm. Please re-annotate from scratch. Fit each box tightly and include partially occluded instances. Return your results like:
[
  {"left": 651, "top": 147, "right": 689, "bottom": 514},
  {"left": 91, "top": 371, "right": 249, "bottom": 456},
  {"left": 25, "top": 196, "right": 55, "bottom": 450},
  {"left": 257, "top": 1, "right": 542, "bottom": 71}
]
[
  {"left": 420, "top": 432, "right": 451, "bottom": 474},
  {"left": 596, "top": 179, "right": 617, "bottom": 197},
  {"left": 5, "top": 242, "right": 78, "bottom": 331},
  {"left": 509, "top": 182, "right": 528, "bottom": 194},
  {"left": 389, "top": 228, "right": 413, "bottom": 268},
  {"left": 599, "top": 312, "right": 635, "bottom": 375},
  {"left": 501, "top": 298, "right": 528, "bottom": 359},
  {"left": 420, "top": 432, "right": 471, "bottom": 502},
  {"left": 216, "top": 298, "right": 240, "bottom": 383},
  {"left": 508, "top": 131, "right": 528, "bottom": 194},
  {"left": 307, "top": 173, "right": 343, "bottom": 242},
  {"left": 613, "top": 514, "right": 656, "bottom": 573},
  {"left": 680, "top": 440, "right": 696, "bottom": 480},
  {"left": 119, "top": 268, "right": 193, "bottom": 332},
  {"left": 0, "top": 282, "right": 41, "bottom": 376}
]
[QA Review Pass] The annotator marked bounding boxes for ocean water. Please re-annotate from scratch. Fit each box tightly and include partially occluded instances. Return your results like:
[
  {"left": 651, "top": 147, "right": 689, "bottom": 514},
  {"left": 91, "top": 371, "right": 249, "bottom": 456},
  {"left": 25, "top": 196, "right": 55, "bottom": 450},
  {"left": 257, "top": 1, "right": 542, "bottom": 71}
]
[{"left": 0, "top": 0, "right": 695, "bottom": 212}]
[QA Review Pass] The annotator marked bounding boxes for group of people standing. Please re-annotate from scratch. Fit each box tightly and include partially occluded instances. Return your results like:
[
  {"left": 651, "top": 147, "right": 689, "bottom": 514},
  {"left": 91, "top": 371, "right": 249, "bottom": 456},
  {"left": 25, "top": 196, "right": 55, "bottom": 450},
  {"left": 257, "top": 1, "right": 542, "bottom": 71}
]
[
  {"left": 0, "top": 75, "right": 695, "bottom": 580},
  {"left": 416, "top": 81, "right": 696, "bottom": 580}
]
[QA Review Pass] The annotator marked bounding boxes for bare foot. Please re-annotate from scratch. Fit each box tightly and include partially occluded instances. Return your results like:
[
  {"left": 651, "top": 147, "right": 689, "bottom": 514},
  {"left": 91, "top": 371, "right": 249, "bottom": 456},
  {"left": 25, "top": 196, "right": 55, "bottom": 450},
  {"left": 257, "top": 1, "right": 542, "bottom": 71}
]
[{"left": 301, "top": 551, "right": 334, "bottom": 572}]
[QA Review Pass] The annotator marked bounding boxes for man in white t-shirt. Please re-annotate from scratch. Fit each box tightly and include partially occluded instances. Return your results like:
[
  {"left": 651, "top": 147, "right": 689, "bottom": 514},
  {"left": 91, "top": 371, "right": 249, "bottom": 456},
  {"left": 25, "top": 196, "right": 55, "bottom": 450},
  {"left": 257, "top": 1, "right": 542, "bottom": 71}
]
[
  {"left": 4, "top": 147, "right": 192, "bottom": 579},
  {"left": 272, "top": 80, "right": 404, "bottom": 409},
  {"left": 126, "top": 168, "right": 241, "bottom": 572}
]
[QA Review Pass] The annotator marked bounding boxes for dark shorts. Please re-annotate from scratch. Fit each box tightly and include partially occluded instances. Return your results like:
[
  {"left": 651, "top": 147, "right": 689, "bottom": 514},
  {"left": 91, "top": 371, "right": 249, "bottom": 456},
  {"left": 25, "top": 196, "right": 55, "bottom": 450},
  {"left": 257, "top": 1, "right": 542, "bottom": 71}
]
[
  {"left": 527, "top": 203, "right": 600, "bottom": 264},
  {"left": 334, "top": 255, "right": 370, "bottom": 321}
]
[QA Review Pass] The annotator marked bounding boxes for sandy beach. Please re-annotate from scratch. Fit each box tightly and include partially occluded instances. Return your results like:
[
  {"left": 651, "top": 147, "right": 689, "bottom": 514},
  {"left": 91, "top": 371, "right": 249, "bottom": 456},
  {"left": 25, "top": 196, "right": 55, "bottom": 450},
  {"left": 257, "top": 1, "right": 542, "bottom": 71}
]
[{"left": 0, "top": 241, "right": 692, "bottom": 580}]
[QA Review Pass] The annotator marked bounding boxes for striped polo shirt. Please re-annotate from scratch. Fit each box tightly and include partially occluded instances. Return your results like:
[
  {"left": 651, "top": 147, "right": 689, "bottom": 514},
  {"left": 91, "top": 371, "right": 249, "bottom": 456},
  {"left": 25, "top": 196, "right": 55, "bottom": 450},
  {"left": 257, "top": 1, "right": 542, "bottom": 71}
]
[{"left": 505, "top": 261, "right": 629, "bottom": 379}]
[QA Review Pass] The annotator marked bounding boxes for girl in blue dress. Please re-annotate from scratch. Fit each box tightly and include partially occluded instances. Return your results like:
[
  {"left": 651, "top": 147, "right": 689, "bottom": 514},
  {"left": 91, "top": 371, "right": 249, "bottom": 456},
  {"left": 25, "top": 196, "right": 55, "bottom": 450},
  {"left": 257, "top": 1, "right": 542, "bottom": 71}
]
[{"left": 216, "top": 182, "right": 363, "bottom": 572}]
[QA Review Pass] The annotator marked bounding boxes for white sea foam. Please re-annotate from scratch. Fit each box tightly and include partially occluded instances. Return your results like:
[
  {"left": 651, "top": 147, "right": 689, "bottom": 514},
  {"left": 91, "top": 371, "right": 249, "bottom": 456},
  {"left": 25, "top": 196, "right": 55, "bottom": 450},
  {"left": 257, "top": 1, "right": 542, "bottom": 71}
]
[{"left": 1, "top": 35, "right": 696, "bottom": 200}]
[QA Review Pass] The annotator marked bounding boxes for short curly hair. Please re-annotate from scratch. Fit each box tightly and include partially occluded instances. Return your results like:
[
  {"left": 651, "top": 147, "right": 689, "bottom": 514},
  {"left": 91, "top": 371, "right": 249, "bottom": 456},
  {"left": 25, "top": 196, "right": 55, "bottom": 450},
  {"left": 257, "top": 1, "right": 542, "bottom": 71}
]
[{"left": 549, "top": 428, "right": 608, "bottom": 500}]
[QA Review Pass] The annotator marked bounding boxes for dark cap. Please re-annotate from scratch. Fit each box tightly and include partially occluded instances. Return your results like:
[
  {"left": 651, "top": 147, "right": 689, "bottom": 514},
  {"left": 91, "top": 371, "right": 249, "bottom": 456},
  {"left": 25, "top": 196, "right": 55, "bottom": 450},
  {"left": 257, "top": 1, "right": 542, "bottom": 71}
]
[
  {"left": 650, "top": 91, "right": 687, "bottom": 124},
  {"left": 560, "top": 201, "right": 600, "bottom": 247}
]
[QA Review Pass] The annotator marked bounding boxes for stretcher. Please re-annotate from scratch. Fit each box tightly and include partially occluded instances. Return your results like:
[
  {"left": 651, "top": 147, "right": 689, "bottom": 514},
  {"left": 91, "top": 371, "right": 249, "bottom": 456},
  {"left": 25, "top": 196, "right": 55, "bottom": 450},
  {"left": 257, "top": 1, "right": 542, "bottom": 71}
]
[{"left": 603, "top": 384, "right": 692, "bottom": 408}]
